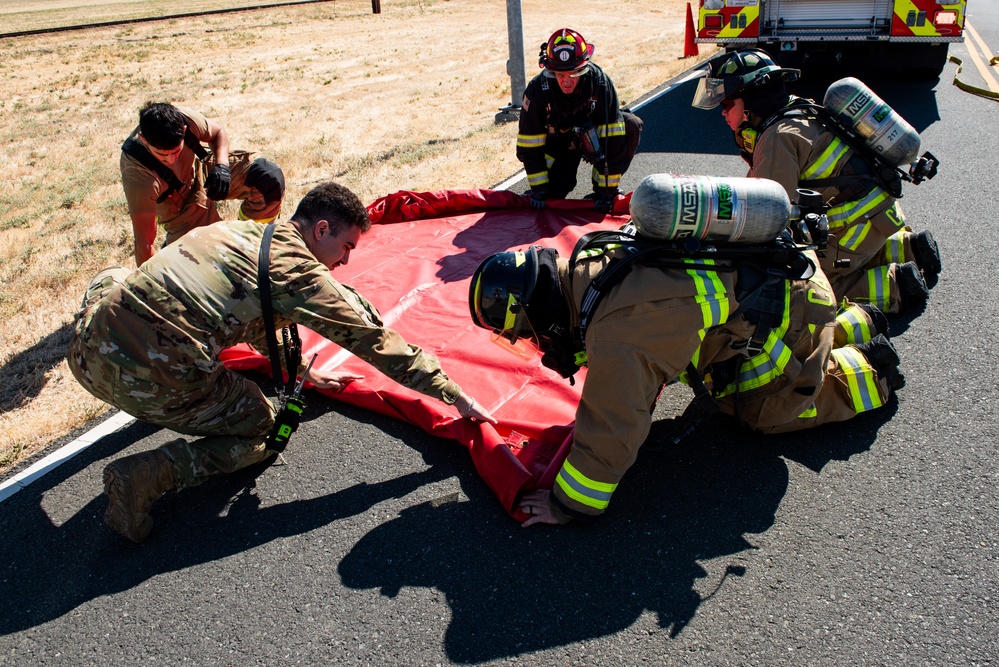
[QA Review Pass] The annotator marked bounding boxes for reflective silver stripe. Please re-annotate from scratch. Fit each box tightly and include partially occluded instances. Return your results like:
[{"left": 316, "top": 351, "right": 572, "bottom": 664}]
[
  {"left": 598, "top": 121, "right": 626, "bottom": 138},
  {"left": 864, "top": 266, "right": 891, "bottom": 312},
  {"left": 517, "top": 133, "right": 546, "bottom": 148},
  {"left": 527, "top": 171, "right": 549, "bottom": 187},
  {"left": 831, "top": 346, "right": 883, "bottom": 412},
  {"left": 802, "top": 137, "right": 850, "bottom": 180},
  {"left": 555, "top": 459, "right": 617, "bottom": 510},
  {"left": 835, "top": 305, "right": 871, "bottom": 345},
  {"left": 827, "top": 188, "right": 890, "bottom": 229}
]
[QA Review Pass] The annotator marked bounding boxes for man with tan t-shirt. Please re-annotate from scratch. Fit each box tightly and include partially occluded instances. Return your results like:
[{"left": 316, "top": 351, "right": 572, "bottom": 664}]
[{"left": 120, "top": 101, "right": 286, "bottom": 265}]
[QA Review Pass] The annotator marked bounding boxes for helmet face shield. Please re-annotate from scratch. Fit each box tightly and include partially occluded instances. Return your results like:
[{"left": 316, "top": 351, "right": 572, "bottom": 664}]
[
  {"left": 489, "top": 297, "right": 539, "bottom": 360},
  {"left": 691, "top": 73, "right": 728, "bottom": 110},
  {"left": 469, "top": 249, "right": 542, "bottom": 359},
  {"left": 690, "top": 49, "right": 800, "bottom": 110}
]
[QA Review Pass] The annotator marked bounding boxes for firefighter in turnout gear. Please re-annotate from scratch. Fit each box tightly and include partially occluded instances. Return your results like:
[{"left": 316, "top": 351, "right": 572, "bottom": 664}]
[
  {"left": 691, "top": 49, "right": 941, "bottom": 314},
  {"left": 516, "top": 28, "right": 643, "bottom": 213},
  {"left": 468, "top": 182, "right": 903, "bottom": 525},
  {"left": 120, "top": 102, "right": 287, "bottom": 266}
]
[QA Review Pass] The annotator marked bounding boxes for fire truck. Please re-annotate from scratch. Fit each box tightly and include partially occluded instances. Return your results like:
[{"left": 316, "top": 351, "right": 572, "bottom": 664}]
[{"left": 696, "top": 0, "right": 967, "bottom": 78}]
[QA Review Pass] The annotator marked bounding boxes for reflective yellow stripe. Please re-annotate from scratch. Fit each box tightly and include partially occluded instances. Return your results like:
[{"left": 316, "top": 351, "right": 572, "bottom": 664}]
[
  {"left": 831, "top": 346, "right": 885, "bottom": 412},
  {"left": 802, "top": 137, "right": 850, "bottom": 180},
  {"left": 577, "top": 243, "right": 623, "bottom": 260},
  {"left": 526, "top": 171, "right": 549, "bottom": 187},
  {"left": 883, "top": 230, "right": 908, "bottom": 264},
  {"left": 591, "top": 168, "right": 622, "bottom": 189},
  {"left": 838, "top": 219, "right": 871, "bottom": 252},
  {"left": 555, "top": 459, "right": 618, "bottom": 510},
  {"left": 827, "top": 188, "right": 891, "bottom": 229},
  {"left": 715, "top": 281, "right": 793, "bottom": 396},
  {"left": 864, "top": 266, "right": 892, "bottom": 311},
  {"left": 683, "top": 259, "right": 729, "bottom": 369},
  {"left": 517, "top": 133, "right": 547, "bottom": 148},
  {"left": 685, "top": 259, "right": 729, "bottom": 329},
  {"left": 798, "top": 404, "right": 818, "bottom": 419},
  {"left": 835, "top": 303, "right": 874, "bottom": 345},
  {"left": 597, "top": 121, "right": 626, "bottom": 138}
]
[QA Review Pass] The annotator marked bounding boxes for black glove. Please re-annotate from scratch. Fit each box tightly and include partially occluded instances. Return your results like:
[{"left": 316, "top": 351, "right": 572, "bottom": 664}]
[
  {"left": 245, "top": 158, "right": 286, "bottom": 205},
  {"left": 587, "top": 188, "right": 617, "bottom": 214},
  {"left": 204, "top": 164, "right": 231, "bottom": 200},
  {"left": 528, "top": 189, "right": 547, "bottom": 210}
]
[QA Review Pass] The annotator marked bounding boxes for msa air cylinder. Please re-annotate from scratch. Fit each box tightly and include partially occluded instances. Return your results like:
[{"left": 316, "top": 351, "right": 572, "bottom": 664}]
[
  {"left": 824, "top": 77, "right": 921, "bottom": 167},
  {"left": 629, "top": 174, "right": 791, "bottom": 243}
]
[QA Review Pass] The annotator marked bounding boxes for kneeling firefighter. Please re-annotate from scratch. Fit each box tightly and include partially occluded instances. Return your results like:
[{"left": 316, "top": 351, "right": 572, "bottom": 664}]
[
  {"left": 690, "top": 48, "right": 942, "bottom": 314},
  {"left": 516, "top": 28, "right": 644, "bottom": 213},
  {"left": 469, "top": 174, "right": 903, "bottom": 526}
]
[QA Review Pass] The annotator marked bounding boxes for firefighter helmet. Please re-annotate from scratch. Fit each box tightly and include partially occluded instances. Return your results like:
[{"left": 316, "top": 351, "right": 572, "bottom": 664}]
[
  {"left": 691, "top": 48, "right": 800, "bottom": 110},
  {"left": 469, "top": 248, "right": 541, "bottom": 355},
  {"left": 539, "top": 28, "right": 594, "bottom": 75}
]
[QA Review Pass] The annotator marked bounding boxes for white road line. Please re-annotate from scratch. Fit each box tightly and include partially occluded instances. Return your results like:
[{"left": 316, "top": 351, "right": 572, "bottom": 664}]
[{"left": 0, "top": 411, "right": 135, "bottom": 504}]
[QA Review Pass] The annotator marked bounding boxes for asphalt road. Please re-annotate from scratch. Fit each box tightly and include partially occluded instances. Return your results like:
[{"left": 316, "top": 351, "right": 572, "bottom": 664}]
[{"left": 2, "top": 8, "right": 997, "bottom": 665}]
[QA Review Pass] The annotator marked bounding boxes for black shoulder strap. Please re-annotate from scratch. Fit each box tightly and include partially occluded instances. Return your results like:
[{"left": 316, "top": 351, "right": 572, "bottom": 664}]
[
  {"left": 182, "top": 128, "right": 211, "bottom": 161},
  {"left": 122, "top": 137, "right": 187, "bottom": 203},
  {"left": 759, "top": 99, "right": 906, "bottom": 197},
  {"left": 121, "top": 129, "right": 211, "bottom": 203},
  {"left": 257, "top": 224, "right": 293, "bottom": 397}
]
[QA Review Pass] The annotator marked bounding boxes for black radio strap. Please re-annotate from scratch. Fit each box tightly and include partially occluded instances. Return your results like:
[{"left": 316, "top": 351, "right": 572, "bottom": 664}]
[
  {"left": 121, "top": 129, "right": 211, "bottom": 203},
  {"left": 257, "top": 223, "right": 290, "bottom": 396}
]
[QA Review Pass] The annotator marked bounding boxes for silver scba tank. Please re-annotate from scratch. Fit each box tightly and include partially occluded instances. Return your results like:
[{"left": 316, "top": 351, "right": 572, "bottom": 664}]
[
  {"left": 629, "top": 174, "right": 791, "bottom": 244},
  {"left": 824, "top": 77, "right": 921, "bottom": 167}
]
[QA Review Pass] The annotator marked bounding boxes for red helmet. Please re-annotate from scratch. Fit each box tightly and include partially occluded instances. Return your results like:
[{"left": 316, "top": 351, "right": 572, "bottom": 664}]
[{"left": 539, "top": 28, "right": 594, "bottom": 73}]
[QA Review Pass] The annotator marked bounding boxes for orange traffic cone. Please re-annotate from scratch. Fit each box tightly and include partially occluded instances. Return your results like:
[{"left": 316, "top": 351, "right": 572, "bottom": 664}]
[{"left": 683, "top": 2, "right": 699, "bottom": 58}]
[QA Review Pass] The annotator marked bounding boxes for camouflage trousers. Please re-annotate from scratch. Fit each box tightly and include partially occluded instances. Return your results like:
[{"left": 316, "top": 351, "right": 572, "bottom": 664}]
[{"left": 67, "top": 267, "right": 277, "bottom": 490}]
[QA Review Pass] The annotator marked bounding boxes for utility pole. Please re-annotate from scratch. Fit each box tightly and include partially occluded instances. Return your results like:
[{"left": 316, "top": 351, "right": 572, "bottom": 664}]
[{"left": 495, "top": 0, "right": 525, "bottom": 123}]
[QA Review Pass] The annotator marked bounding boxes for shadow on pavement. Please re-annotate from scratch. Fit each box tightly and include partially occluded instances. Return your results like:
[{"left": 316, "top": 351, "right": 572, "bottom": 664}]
[
  {"left": 0, "top": 388, "right": 897, "bottom": 662},
  {"left": 337, "top": 401, "right": 897, "bottom": 662}
]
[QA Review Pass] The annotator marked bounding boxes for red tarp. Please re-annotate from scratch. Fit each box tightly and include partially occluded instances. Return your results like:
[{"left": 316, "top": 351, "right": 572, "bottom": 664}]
[{"left": 221, "top": 189, "right": 632, "bottom": 520}]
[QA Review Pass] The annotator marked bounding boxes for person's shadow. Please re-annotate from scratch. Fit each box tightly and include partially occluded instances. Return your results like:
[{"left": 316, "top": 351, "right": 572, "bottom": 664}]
[
  {"left": 0, "top": 397, "right": 466, "bottom": 636},
  {"left": 0, "top": 386, "right": 896, "bottom": 662},
  {"left": 1, "top": 322, "right": 74, "bottom": 412},
  {"left": 337, "top": 397, "right": 898, "bottom": 662}
]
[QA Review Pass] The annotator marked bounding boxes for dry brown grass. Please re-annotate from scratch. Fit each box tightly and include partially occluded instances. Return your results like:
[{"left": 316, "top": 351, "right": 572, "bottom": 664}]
[{"left": 0, "top": 0, "right": 709, "bottom": 475}]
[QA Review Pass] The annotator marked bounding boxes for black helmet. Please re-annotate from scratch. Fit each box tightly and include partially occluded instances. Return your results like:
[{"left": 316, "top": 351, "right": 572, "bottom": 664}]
[
  {"left": 469, "top": 248, "right": 541, "bottom": 349},
  {"left": 691, "top": 48, "right": 799, "bottom": 110},
  {"left": 539, "top": 28, "right": 595, "bottom": 76}
]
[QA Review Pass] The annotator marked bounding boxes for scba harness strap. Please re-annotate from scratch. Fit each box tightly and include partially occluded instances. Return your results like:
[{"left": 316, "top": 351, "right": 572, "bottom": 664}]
[
  {"left": 570, "top": 228, "right": 809, "bottom": 351},
  {"left": 754, "top": 99, "right": 932, "bottom": 199},
  {"left": 566, "top": 228, "right": 812, "bottom": 419}
]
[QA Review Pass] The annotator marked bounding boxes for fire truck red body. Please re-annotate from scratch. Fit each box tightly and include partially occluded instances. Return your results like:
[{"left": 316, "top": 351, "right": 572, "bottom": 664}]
[{"left": 696, "top": 0, "right": 966, "bottom": 77}]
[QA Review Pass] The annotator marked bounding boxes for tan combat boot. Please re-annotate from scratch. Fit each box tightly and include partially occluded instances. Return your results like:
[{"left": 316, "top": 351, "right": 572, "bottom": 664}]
[{"left": 103, "top": 449, "right": 176, "bottom": 543}]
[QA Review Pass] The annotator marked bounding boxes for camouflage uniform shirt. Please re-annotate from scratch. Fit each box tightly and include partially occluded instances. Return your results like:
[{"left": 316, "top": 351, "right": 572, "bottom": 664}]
[{"left": 70, "top": 219, "right": 462, "bottom": 424}]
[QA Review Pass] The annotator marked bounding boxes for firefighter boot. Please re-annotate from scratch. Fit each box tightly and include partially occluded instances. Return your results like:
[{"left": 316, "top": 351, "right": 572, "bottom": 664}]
[
  {"left": 857, "top": 303, "right": 890, "bottom": 338},
  {"left": 103, "top": 449, "right": 176, "bottom": 543},
  {"left": 897, "top": 261, "right": 929, "bottom": 305},
  {"left": 911, "top": 230, "right": 942, "bottom": 278},
  {"left": 855, "top": 333, "right": 905, "bottom": 392}
]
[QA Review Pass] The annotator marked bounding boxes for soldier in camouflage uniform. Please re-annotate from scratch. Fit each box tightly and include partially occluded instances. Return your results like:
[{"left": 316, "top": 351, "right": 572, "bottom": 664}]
[{"left": 69, "top": 181, "right": 496, "bottom": 543}]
